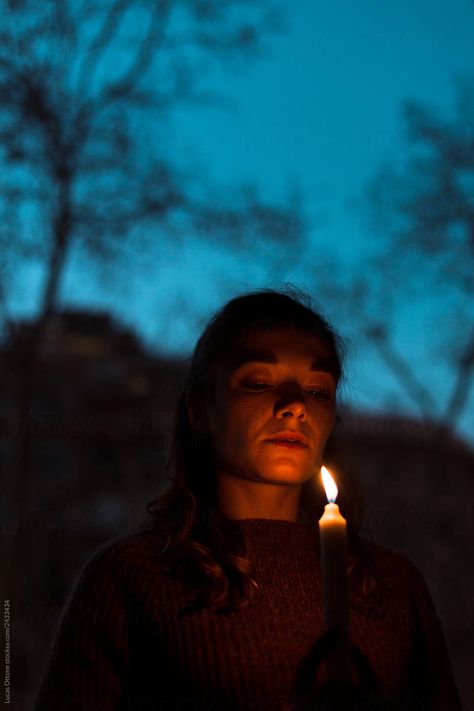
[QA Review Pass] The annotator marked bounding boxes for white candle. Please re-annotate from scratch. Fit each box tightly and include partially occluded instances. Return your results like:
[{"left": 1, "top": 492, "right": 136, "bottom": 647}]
[{"left": 318, "top": 465, "right": 351, "bottom": 682}]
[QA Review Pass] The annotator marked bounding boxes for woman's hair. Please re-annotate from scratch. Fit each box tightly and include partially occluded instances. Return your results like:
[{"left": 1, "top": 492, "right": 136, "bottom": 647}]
[{"left": 142, "top": 287, "right": 368, "bottom": 614}]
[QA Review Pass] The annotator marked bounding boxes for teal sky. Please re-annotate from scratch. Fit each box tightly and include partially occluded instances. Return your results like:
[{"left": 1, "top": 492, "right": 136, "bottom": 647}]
[{"left": 10, "top": 0, "right": 474, "bottom": 441}]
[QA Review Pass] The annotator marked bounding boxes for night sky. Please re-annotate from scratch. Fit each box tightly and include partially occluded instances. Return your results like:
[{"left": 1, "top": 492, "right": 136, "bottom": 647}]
[{"left": 9, "top": 0, "right": 474, "bottom": 442}]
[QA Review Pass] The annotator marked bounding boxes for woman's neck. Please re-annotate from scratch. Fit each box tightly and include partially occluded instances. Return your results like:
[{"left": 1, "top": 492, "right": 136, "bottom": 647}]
[{"left": 217, "top": 471, "right": 303, "bottom": 522}]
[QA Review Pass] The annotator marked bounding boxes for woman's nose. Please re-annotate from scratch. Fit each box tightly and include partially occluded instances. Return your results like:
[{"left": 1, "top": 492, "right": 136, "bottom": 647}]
[{"left": 274, "top": 388, "right": 307, "bottom": 420}]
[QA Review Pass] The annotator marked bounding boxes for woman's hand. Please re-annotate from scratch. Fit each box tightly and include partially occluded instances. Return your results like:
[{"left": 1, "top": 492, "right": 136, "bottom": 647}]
[{"left": 284, "top": 627, "right": 385, "bottom": 710}]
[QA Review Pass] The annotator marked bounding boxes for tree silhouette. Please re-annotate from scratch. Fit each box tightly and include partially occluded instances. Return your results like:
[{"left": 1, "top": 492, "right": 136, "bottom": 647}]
[
  {"left": 0, "top": 0, "right": 304, "bottom": 602},
  {"left": 0, "top": 0, "right": 298, "bottom": 327},
  {"left": 358, "top": 79, "right": 474, "bottom": 431}
]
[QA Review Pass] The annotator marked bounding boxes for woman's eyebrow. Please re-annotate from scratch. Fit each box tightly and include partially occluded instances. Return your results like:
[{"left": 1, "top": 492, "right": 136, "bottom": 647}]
[
  {"left": 231, "top": 348, "right": 277, "bottom": 367},
  {"left": 230, "top": 348, "right": 336, "bottom": 376}
]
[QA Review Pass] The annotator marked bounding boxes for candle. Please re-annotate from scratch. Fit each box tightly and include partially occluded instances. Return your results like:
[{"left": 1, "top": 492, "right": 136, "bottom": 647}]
[{"left": 318, "top": 465, "right": 351, "bottom": 683}]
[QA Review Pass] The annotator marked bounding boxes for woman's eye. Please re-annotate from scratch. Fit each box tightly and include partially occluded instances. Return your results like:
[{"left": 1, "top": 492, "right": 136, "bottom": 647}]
[
  {"left": 239, "top": 381, "right": 333, "bottom": 399},
  {"left": 241, "top": 381, "right": 271, "bottom": 391},
  {"left": 306, "top": 389, "right": 332, "bottom": 401}
]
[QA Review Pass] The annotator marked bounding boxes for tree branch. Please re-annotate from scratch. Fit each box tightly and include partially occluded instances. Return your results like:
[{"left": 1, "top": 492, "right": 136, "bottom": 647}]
[
  {"left": 75, "top": 0, "right": 133, "bottom": 99},
  {"left": 79, "top": 0, "right": 171, "bottom": 109},
  {"left": 443, "top": 332, "right": 474, "bottom": 426},
  {"left": 106, "top": 0, "right": 171, "bottom": 97},
  {"left": 368, "top": 327, "right": 438, "bottom": 418},
  {"left": 73, "top": 0, "right": 172, "bottom": 151}
]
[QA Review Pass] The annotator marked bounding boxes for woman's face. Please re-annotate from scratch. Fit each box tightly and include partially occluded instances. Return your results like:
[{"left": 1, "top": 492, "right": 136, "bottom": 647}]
[{"left": 206, "top": 328, "right": 338, "bottom": 487}]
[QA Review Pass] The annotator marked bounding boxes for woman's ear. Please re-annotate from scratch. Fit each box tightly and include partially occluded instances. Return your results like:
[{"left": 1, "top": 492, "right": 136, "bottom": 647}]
[{"left": 185, "top": 391, "right": 210, "bottom": 435}]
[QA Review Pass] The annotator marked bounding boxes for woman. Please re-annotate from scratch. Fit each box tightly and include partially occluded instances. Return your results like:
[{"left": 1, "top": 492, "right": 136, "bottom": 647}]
[{"left": 34, "top": 289, "right": 462, "bottom": 710}]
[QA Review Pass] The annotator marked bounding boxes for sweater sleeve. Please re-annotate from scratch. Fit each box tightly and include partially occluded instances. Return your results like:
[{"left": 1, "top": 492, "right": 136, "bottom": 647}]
[
  {"left": 34, "top": 539, "right": 130, "bottom": 711},
  {"left": 403, "top": 556, "right": 463, "bottom": 711}
]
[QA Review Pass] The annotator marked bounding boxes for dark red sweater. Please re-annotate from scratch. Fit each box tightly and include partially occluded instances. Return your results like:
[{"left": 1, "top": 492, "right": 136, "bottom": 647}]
[{"left": 34, "top": 519, "right": 462, "bottom": 710}]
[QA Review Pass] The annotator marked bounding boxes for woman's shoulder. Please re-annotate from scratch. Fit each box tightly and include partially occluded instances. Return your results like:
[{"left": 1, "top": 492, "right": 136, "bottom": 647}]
[
  {"left": 358, "top": 537, "right": 433, "bottom": 601},
  {"left": 74, "top": 528, "right": 171, "bottom": 588},
  {"left": 361, "top": 537, "right": 422, "bottom": 572},
  {"left": 93, "top": 526, "right": 169, "bottom": 556}
]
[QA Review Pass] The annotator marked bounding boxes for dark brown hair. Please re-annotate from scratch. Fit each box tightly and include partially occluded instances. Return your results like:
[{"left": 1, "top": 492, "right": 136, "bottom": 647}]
[{"left": 142, "top": 288, "right": 367, "bottom": 614}]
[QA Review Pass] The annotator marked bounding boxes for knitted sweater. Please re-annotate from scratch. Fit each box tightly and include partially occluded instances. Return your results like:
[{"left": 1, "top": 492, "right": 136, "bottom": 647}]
[{"left": 34, "top": 519, "right": 462, "bottom": 710}]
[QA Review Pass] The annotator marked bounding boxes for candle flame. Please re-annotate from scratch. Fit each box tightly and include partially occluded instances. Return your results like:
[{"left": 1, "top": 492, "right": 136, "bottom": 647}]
[{"left": 321, "top": 465, "right": 338, "bottom": 503}]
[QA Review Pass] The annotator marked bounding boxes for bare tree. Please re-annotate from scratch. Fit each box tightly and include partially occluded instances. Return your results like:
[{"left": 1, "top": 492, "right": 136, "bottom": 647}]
[
  {"left": 0, "top": 0, "right": 297, "bottom": 323},
  {"left": 0, "top": 0, "right": 304, "bottom": 599},
  {"left": 357, "top": 79, "right": 474, "bottom": 430}
]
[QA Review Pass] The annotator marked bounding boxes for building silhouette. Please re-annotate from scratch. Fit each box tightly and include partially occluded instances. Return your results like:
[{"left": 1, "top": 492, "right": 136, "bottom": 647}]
[{"left": 1, "top": 310, "right": 472, "bottom": 709}]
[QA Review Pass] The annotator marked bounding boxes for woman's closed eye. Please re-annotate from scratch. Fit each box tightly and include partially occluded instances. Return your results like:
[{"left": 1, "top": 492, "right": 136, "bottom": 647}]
[
  {"left": 306, "top": 388, "right": 333, "bottom": 401},
  {"left": 240, "top": 381, "right": 333, "bottom": 401},
  {"left": 241, "top": 380, "right": 273, "bottom": 391}
]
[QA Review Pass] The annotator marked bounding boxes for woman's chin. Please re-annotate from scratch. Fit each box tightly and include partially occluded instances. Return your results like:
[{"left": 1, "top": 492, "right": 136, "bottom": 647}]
[
  {"left": 258, "top": 466, "right": 312, "bottom": 485},
  {"left": 260, "top": 453, "right": 315, "bottom": 482}
]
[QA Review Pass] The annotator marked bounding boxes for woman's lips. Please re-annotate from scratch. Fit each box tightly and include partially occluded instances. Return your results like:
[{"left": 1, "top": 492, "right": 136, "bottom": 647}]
[
  {"left": 265, "top": 431, "right": 309, "bottom": 449},
  {"left": 266, "top": 440, "right": 308, "bottom": 449}
]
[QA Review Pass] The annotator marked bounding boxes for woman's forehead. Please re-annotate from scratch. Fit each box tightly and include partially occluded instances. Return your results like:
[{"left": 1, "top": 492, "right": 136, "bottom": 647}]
[
  {"left": 241, "top": 326, "right": 328, "bottom": 347},
  {"left": 223, "top": 327, "right": 337, "bottom": 373}
]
